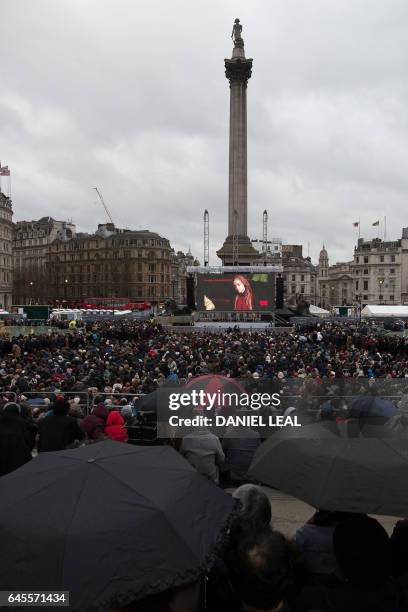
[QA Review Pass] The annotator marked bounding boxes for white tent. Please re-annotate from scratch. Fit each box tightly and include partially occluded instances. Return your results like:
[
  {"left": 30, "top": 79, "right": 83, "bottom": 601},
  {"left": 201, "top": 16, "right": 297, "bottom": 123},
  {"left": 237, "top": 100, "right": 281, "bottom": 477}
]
[
  {"left": 361, "top": 305, "right": 408, "bottom": 319},
  {"left": 309, "top": 304, "right": 330, "bottom": 317}
]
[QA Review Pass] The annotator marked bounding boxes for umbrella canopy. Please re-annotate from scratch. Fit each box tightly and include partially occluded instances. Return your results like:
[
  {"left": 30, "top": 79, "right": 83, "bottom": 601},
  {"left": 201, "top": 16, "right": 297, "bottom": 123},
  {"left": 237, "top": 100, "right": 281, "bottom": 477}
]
[
  {"left": 26, "top": 397, "right": 49, "bottom": 405},
  {"left": 248, "top": 424, "right": 408, "bottom": 517},
  {"left": 350, "top": 396, "right": 397, "bottom": 419},
  {"left": 185, "top": 374, "right": 246, "bottom": 411},
  {"left": 133, "top": 389, "right": 160, "bottom": 412},
  {"left": 0, "top": 441, "right": 235, "bottom": 611}
]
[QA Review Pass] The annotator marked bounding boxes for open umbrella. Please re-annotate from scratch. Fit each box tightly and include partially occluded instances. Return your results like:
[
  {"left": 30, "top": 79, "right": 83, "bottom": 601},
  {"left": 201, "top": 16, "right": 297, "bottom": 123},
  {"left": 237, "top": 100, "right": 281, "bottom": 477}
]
[
  {"left": 350, "top": 396, "right": 397, "bottom": 419},
  {"left": 0, "top": 441, "right": 235, "bottom": 611},
  {"left": 248, "top": 424, "right": 408, "bottom": 517}
]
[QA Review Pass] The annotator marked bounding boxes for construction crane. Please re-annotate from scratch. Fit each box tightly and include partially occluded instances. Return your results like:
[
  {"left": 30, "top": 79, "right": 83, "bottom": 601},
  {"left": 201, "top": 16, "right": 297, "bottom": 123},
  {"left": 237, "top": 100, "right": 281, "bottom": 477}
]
[{"left": 93, "top": 186, "right": 114, "bottom": 225}]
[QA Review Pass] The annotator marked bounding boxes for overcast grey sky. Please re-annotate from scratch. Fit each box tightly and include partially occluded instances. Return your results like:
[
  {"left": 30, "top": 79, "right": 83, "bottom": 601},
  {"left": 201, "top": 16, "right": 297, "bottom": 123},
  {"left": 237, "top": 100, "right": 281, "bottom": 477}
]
[{"left": 1, "top": 0, "right": 407, "bottom": 265}]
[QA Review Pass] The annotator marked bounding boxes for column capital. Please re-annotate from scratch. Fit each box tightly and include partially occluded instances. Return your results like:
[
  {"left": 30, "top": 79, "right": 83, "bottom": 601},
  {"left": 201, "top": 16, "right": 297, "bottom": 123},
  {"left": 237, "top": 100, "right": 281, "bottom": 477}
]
[{"left": 225, "top": 57, "right": 252, "bottom": 84}]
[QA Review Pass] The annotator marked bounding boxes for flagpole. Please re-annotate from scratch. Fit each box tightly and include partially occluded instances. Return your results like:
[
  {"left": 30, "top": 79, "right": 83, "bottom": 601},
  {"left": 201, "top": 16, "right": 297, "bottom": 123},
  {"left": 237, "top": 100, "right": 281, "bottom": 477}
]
[
  {"left": 358, "top": 217, "right": 361, "bottom": 239},
  {"left": 384, "top": 216, "right": 386, "bottom": 241}
]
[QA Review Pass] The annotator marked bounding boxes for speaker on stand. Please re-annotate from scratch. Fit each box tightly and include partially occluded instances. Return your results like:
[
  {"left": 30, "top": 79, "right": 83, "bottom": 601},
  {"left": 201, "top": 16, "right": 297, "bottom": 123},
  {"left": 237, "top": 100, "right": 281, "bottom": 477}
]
[
  {"left": 186, "top": 275, "right": 195, "bottom": 310},
  {"left": 276, "top": 274, "right": 284, "bottom": 309}
]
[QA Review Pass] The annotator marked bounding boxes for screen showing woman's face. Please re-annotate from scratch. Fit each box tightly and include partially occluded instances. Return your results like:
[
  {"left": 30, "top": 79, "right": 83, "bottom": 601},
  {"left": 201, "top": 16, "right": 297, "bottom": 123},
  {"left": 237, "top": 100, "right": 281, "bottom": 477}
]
[{"left": 234, "top": 277, "right": 245, "bottom": 294}]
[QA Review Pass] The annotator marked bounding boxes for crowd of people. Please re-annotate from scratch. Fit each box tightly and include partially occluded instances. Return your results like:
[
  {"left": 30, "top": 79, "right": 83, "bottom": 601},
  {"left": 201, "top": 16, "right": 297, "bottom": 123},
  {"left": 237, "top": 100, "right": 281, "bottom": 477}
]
[
  {"left": 1, "top": 319, "right": 408, "bottom": 610},
  {"left": 0, "top": 319, "right": 408, "bottom": 399}
]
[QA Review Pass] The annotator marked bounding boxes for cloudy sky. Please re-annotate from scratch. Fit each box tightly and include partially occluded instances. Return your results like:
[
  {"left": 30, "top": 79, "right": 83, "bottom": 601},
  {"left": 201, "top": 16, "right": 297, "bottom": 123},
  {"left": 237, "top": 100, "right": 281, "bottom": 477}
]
[{"left": 1, "top": 0, "right": 407, "bottom": 265}]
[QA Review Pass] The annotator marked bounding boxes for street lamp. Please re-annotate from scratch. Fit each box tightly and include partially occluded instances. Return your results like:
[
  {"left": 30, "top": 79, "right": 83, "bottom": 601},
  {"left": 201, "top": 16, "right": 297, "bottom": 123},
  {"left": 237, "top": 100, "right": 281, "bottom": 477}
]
[
  {"left": 330, "top": 285, "right": 335, "bottom": 306},
  {"left": 29, "top": 281, "right": 33, "bottom": 305},
  {"left": 378, "top": 278, "right": 384, "bottom": 304},
  {"left": 357, "top": 292, "right": 363, "bottom": 322}
]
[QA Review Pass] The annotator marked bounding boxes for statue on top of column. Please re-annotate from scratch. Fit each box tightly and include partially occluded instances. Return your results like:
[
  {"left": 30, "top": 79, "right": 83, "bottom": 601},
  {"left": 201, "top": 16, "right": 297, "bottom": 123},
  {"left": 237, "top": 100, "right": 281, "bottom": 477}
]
[{"left": 231, "top": 18, "right": 244, "bottom": 48}]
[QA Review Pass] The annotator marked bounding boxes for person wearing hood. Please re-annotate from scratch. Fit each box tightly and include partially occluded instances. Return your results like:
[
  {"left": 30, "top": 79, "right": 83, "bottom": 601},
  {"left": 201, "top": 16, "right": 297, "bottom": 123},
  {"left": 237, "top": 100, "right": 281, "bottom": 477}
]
[
  {"left": 81, "top": 403, "right": 108, "bottom": 441},
  {"left": 0, "top": 402, "right": 32, "bottom": 476},
  {"left": 104, "top": 410, "right": 128, "bottom": 442}
]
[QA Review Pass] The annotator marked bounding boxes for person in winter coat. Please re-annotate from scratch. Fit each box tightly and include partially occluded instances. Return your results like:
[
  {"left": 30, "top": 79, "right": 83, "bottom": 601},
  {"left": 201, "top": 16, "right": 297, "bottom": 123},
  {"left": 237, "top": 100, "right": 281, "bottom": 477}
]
[
  {"left": 104, "top": 410, "right": 128, "bottom": 442},
  {"left": 81, "top": 403, "right": 108, "bottom": 441},
  {"left": 37, "top": 397, "right": 85, "bottom": 452},
  {"left": 0, "top": 402, "right": 32, "bottom": 476}
]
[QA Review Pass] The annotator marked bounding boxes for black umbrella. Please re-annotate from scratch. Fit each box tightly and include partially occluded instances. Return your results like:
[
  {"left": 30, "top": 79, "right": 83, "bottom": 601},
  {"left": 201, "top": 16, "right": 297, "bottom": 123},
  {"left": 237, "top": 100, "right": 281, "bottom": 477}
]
[
  {"left": 133, "top": 390, "right": 160, "bottom": 412},
  {"left": 0, "top": 441, "right": 235, "bottom": 611},
  {"left": 248, "top": 424, "right": 408, "bottom": 516}
]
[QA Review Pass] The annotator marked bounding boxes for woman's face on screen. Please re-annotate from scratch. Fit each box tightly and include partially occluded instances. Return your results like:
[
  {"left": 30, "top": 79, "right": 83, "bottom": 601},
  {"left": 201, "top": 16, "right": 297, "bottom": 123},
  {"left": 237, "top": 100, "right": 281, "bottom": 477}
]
[{"left": 234, "top": 277, "right": 245, "bottom": 294}]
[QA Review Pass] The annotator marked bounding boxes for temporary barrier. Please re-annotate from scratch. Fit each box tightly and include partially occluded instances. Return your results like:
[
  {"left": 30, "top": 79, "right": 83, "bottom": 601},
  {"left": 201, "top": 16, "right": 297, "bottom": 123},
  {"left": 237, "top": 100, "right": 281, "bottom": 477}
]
[{"left": 18, "top": 391, "right": 91, "bottom": 415}]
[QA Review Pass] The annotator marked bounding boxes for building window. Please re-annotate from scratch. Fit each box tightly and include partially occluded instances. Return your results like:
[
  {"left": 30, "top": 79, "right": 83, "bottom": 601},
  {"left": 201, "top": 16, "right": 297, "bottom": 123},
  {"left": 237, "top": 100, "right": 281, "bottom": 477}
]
[
  {"left": 390, "top": 268, "right": 395, "bottom": 274},
  {"left": 363, "top": 269, "right": 368, "bottom": 275},
  {"left": 363, "top": 295, "right": 368, "bottom": 300},
  {"left": 363, "top": 281, "right": 368, "bottom": 290},
  {"left": 355, "top": 281, "right": 359, "bottom": 290},
  {"left": 380, "top": 255, "right": 384, "bottom": 262},
  {"left": 291, "top": 275, "right": 295, "bottom": 281},
  {"left": 364, "top": 256, "right": 368, "bottom": 263},
  {"left": 391, "top": 255, "right": 396, "bottom": 262},
  {"left": 301, "top": 275, "right": 305, "bottom": 282},
  {"left": 356, "top": 256, "right": 359, "bottom": 263}
]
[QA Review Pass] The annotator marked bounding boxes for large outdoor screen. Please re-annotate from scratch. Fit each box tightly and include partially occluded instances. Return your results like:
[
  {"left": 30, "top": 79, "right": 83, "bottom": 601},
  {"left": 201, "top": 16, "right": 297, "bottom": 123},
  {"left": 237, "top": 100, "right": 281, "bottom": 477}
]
[{"left": 196, "top": 273, "right": 275, "bottom": 311}]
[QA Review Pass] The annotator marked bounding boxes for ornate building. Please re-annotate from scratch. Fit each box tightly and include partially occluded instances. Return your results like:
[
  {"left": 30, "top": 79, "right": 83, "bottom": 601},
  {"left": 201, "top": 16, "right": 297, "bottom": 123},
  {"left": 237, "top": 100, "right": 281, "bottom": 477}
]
[
  {"left": 0, "top": 192, "right": 13, "bottom": 309},
  {"left": 317, "top": 245, "right": 353, "bottom": 308},
  {"left": 171, "top": 249, "right": 199, "bottom": 305},
  {"left": 352, "top": 235, "right": 403, "bottom": 306},
  {"left": 13, "top": 217, "right": 76, "bottom": 304},
  {"left": 45, "top": 224, "right": 174, "bottom": 303},
  {"left": 282, "top": 250, "right": 317, "bottom": 305},
  {"left": 12, "top": 220, "right": 194, "bottom": 305}
]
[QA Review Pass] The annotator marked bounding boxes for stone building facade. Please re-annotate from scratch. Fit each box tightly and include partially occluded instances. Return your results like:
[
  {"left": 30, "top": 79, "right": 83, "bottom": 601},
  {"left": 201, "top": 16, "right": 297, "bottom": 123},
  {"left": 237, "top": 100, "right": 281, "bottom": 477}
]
[
  {"left": 0, "top": 192, "right": 13, "bottom": 309},
  {"left": 45, "top": 225, "right": 173, "bottom": 303},
  {"left": 352, "top": 236, "right": 403, "bottom": 306},
  {"left": 13, "top": 220, "right": 194, "bottom": 305},
  {"left": 13, "top": 217, "right": 76, "bottom": 304},
  {"left": 400, "top": 228, "right": 408, "bottom": 304},
  {"left": 171, "top": 249, "right": 197, "bottom": 305},
  {"left": 316, "top": 246, "right": 354, "bottom": 308},
  {"left": 280, "top": 246, "right": 317, "bottom": 305}
]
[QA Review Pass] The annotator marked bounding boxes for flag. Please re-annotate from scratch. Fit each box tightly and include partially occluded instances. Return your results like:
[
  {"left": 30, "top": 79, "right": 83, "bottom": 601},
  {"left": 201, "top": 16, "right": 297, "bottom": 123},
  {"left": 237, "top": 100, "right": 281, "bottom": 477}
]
[
  {"left": 353, "top": 221, "right": 359, "bottom": 227},
  {"left": 372, "top": 220, "right": 380, "bottom": 226},
  {"left": 0, "top": 166, "right": 10, "bottom": 176}
]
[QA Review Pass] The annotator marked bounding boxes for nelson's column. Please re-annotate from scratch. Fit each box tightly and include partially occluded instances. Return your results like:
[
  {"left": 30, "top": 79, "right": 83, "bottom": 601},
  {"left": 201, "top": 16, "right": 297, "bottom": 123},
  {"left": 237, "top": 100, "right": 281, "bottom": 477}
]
[{"left": 217, "top": 18, "right": 259, "bottom": 265}]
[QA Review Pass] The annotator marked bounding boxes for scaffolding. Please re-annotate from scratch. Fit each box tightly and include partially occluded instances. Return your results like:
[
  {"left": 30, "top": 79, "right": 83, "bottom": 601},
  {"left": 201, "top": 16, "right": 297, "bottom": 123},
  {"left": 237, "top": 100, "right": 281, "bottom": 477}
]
[{"left": 203, "top": 209, "right": 209, "bottom": 266}]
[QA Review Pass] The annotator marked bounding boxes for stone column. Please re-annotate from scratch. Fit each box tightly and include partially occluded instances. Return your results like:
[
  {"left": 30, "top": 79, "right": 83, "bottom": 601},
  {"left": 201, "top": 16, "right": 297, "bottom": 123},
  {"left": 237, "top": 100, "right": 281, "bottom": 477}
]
[
  {"left": 226, "top": 48, "right": 251, "bottom": 237},
  {"left": 217, "top": 26, "right": 259, "bottom": 265}
]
